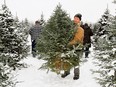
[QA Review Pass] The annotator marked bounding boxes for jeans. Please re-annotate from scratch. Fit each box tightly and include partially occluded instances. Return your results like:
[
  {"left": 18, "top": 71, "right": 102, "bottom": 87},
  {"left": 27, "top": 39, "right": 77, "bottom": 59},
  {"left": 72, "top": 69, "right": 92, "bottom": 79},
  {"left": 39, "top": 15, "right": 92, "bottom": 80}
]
[
  {"left": 84, "top": 43, "right": 91, "bottom": 58},
  {"left": 32, "top": 40, "right": 36, "bottom": 57}
]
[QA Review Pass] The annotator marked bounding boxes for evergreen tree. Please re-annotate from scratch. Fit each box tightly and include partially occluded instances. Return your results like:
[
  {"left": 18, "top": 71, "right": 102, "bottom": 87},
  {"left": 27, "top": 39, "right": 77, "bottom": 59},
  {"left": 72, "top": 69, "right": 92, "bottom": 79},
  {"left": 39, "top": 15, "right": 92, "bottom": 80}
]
[
  {"left": 93, "top": 4, "right": 116, "bottom": 87},
  {"left": 23, "top": 18, "right": 31, "bottom": 35},
  {"left": 93, "top": 7, "right": 112, "bottom": 42},
  {"left": 40, "top": 12, "right": 46, "bottom": 26},
  {"left": 0, "top": 4, "right": 29, "bottom": 86},
  {"left": 37, "top": 4, "right": 80, "bottom": 74}
]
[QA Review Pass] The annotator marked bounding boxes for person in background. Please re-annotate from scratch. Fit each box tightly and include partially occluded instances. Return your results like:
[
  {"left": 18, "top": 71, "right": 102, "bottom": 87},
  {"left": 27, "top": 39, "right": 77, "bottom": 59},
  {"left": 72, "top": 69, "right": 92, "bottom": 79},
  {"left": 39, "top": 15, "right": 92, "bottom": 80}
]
[
  {"left": 29, "top": 21, "right": 42, "bottom": 57},
  {"left": 61, "top": 13, "right": 84, "bottom": 80},
  {"left": 83, "top": 23, "right": 93, "bottom": 58}
]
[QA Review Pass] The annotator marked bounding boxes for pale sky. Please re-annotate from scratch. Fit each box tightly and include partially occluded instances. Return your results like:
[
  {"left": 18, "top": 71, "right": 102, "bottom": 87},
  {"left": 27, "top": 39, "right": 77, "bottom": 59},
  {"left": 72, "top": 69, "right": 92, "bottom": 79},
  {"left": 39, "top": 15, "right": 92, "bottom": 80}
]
[{"left": 0, "top": 0, "right": 115, "bottom": 23}]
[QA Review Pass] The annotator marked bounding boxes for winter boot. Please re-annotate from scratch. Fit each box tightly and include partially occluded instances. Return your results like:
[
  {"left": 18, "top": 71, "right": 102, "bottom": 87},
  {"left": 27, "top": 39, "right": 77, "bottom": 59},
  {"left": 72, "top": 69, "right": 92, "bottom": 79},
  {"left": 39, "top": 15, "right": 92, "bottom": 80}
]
[
  {"left": 32, "top": 51, "right": 36, "bottom": 57},
  {"left": 73, "top": 67, "right": 79, "bottom": 80},
  {"left": 61, "top": 71, "right": 70, "bottom": 78},
  {"left": 85, "top": 51, "right": 89, "bottom": 58}
]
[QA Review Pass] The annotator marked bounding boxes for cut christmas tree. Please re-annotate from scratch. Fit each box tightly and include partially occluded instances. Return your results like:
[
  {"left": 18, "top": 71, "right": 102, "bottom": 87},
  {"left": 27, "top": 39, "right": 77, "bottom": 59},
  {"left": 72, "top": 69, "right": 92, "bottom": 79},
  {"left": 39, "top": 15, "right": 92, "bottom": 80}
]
[{"left": 37, "top": 4, "right": 82, "bottom": 74}]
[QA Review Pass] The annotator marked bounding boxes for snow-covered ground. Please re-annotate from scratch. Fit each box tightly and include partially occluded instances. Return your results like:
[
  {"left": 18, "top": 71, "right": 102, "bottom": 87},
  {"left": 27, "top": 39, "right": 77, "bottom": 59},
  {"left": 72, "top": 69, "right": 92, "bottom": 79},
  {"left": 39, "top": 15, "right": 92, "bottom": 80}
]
[{"left": 14, "top": 36, "right": 102, "bottom": 87}]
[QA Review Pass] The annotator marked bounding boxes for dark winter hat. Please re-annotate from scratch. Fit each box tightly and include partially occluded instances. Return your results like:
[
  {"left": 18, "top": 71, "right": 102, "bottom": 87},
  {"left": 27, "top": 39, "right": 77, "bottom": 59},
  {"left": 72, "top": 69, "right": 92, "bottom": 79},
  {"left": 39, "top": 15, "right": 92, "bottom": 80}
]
[
  {"left": 74, "top": 13, "right": 82, "bottom": 20},
  {"left": 35, "top": 21, "right": 40, "bottom": 24},
  {"left": 84, "top": 23, "right": 88, "bottom": 26}
]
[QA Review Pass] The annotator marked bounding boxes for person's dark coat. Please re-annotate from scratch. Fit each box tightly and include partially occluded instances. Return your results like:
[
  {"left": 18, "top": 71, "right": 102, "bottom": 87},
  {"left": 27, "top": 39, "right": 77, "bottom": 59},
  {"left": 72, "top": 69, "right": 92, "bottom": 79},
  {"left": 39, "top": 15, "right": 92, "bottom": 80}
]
[
  {"left": 83, "top": 23, "right": 93, "bottom": 46},
  {"left": 29, "top": 24, "right": 42, "bottom": 41}
]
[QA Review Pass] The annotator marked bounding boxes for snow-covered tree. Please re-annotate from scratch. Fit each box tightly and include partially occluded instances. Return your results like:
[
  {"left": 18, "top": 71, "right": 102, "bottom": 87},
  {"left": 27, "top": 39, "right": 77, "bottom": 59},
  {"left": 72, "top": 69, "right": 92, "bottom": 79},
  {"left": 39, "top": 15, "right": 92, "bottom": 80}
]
[
  {"left": 37, "top": 4, "right": 81, "bottom": 74},
  {"left": 0, "top": 4, "right": 29, "bottom": 86},
  {"left": 93, "top": 4, "right": 116, "bottom": 87},
  {"left": 40, "top": 12, "right": 46, "bottom": 26},
  {"left": 20, "top": 18, "right": 32, "bottom": 35},
  {"left": 93, "top": 6, "right": 112, "bottom": 43}
]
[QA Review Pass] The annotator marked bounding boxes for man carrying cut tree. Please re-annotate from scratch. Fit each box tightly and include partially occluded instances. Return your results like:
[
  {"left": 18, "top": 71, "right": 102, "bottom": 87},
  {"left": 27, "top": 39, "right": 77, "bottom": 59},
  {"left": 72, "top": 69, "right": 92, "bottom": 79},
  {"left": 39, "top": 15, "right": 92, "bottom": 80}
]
[{"left": 61, "top": 13, "right": 84, "bottom": 80}]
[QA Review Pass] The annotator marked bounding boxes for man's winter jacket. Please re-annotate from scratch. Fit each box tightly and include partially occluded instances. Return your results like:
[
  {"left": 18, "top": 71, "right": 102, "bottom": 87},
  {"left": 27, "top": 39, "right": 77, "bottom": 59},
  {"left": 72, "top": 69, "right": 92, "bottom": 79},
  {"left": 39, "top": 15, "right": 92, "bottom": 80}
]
[
  {"left": 29, "top": 24, "right": 42, "bottom": 41},
  {"left": 69, "top": 24, "right": 84, "bottom": 45}
]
